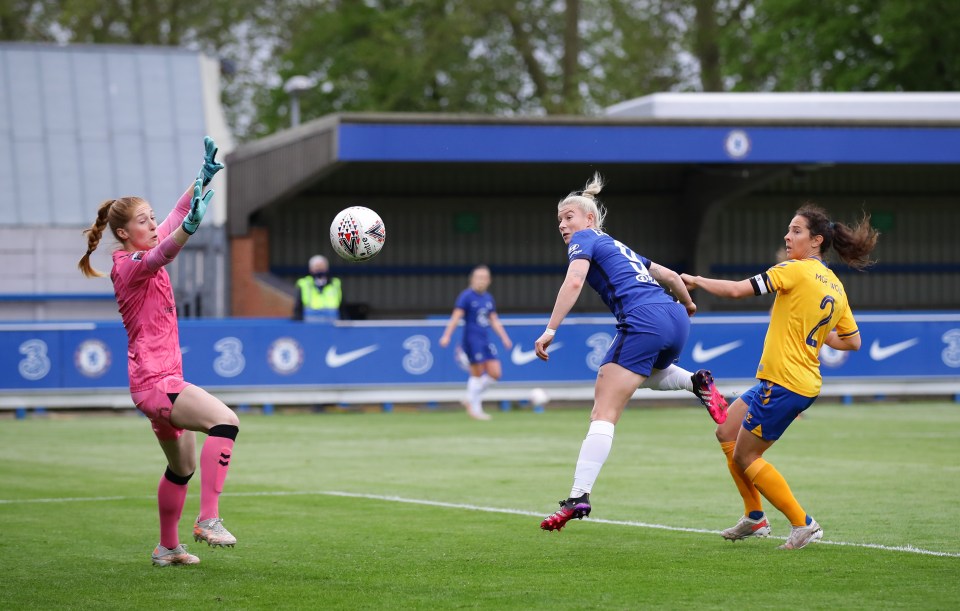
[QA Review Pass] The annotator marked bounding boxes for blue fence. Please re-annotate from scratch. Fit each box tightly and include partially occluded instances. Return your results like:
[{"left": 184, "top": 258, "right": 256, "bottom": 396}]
[{"left": 2, "top": 314, "right": 960, "bottom": 403}]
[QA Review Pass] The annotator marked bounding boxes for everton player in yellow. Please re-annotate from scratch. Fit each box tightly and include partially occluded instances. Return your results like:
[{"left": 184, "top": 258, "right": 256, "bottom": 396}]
[{"left": 682, "top": 204, "right": 879, "bottom": 550}]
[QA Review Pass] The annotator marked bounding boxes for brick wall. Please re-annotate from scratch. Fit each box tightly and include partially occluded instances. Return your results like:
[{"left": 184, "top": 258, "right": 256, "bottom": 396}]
[{"left": 230, "top": 227, "right": 295, "bottom": 317}]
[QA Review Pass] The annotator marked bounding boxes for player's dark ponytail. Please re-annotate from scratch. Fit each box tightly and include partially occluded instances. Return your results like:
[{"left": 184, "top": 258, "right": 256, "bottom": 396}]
[{"left": 797, "top": 203, "right": 880, "bottom": 271}]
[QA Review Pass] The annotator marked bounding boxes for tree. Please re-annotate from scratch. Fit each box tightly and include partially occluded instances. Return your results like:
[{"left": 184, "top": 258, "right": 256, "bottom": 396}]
[
  {"left": 253, "top": 0, "right": 690, "bottom": 135},
  {"left": 0, "top": 0, "right": 58, "bottom": 41},
  {"left": 718, "top": 0, "right": 960, "bottom": 91},
  {"left": 0, "top": 1, "right": 714, "bottom": 137},
  {"left": 691, "top": 0, "right": 722, "bottom": 91},
  {"left": 11, "top": 1, "right": 955, "bottom": 140},
  {"left": 254, "top": 0, "right": 569, "bottom": 135}
]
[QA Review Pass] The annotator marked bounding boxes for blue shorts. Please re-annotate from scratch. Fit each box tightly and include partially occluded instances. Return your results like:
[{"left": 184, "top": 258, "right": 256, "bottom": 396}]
[
  {"left": 740, "top": 380, "right": 817, "bottom": 441},
  {"left": 602, "top": 302, "right": 690, "bottom": 376},
  {"left": 462, "top": 337, "right": 498, "bottom": 364}
]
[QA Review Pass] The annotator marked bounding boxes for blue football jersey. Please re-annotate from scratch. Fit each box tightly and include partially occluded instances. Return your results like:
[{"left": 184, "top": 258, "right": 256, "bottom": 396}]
[
  {"left": 454, "top": 288, "right": 496, "bottom": 343},
  {"left": 567, "top": 228, "right": 675, "bottom": 320}
]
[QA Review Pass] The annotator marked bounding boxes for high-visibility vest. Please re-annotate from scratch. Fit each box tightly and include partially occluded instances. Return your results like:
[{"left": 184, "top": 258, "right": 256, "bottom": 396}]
[{"left": 296, "top": 276, "right": 342, "bottom": 323}]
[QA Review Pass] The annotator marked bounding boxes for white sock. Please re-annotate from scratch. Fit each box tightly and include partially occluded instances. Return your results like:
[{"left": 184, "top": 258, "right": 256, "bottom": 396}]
[
  {"left": 478, "top": 373, "right": 493, "bottom": 391},
  {"left": 641, "top": 364, "right": 693, "bottom": 391},
  {"left": 466, "top": 376, "right": 484, "bottom": 411},
  {"left": 570, "top": 420, "right": 616, "bottom": 497}
]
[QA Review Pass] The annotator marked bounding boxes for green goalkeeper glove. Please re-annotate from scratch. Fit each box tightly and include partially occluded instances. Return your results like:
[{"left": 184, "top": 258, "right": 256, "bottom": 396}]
[
  {"left": 182, "top": 176, "right": 214, "bottom": 235},
  {"left": 199, "top": 136, "right": 225, "bottom": 186}
]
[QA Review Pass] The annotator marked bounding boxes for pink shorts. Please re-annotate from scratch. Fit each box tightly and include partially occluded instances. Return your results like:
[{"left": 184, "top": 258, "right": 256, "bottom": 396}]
[{"left": 131, "top": 377, "right": 191, "bottom": 441}]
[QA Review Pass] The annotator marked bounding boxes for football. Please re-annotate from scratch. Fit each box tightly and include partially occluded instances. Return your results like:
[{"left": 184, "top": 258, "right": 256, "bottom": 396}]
[
  {"left": 530, "top": 387, "right": 550, "bottom": 407},
  {"left": 330, "top": 206, "right": 386, "bottom": 262}
]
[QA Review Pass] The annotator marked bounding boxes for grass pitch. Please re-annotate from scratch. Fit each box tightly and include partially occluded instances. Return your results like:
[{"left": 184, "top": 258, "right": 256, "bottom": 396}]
[{"left": 2, "top": 401, "right": 959, "bottom": 609}]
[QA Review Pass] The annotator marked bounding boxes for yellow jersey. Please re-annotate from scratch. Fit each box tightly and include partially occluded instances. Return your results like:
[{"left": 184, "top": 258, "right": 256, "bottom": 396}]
[{"left": 751, "top": 258, "right": 859, "bottom": 397}]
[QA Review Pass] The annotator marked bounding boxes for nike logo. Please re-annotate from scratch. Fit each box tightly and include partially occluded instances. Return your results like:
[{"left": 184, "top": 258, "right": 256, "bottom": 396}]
[
  {"left": 691, "top": 340, "right": 743, "bottom": 363},
  {"left": 325, "top": 344, "right": 379, "bottom": 368},
  {"left": 511, "top": 343, "right": 563, "bottom": 366},
  {"left": 869, "top": 338, "right": 919, "bottom": 361}
]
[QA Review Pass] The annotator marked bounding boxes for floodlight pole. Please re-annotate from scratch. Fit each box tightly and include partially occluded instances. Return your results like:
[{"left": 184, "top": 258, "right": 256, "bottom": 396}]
[
  {"left": 290, "top": 94, "right": 301, "bottom": 127},
  {"left": 283, "top": 75, "right": 318, "bottom": 128}
]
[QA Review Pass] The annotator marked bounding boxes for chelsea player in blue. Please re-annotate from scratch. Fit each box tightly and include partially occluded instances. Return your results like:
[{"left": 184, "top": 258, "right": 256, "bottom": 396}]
[
  {"left": 537, "top": 173, "right": 729, "bottom": 532},
  {"left": 439, "top": 265, "right": 513, "bottom": 420}
]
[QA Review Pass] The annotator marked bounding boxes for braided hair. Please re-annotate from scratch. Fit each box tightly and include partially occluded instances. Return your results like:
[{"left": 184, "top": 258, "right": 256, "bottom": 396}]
[{"left": 77, "top": 197, "right": 147, "bottom": 278}]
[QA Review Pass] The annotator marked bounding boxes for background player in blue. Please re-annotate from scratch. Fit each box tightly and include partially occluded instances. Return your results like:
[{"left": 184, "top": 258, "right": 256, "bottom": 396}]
[
  {"left": 439, "top": 265, "right": 513, "bottom": 420},
  {"left": 535, "top": 173, "right": 728, "bottom": 532}
]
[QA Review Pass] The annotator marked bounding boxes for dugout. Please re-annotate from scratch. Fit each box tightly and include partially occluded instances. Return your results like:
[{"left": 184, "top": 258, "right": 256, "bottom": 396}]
[{"left": 225, "top": 93, "right": 960, "bottom": 319}]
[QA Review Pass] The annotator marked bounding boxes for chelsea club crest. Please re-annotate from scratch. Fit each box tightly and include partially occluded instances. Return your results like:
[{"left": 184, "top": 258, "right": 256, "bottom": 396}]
[
  {"left": 75, "top": 339, "right": 112, "bottom": 378},
  {"left": 267, "top": 337, "right": 304, "bottom": 375}
]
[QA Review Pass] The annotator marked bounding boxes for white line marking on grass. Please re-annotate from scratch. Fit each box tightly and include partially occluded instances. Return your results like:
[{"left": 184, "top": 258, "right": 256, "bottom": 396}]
[
  {"left": 0, "top": 495, "right": 134, "bottom": 504},
  {"left": 4, "top": 489, "right": 959, "bottom": 559}
]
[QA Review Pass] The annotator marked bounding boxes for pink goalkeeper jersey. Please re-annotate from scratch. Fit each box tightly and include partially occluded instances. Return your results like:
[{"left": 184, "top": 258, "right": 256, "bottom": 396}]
[{"left": 111, "top": 188, "right": 192, "bottom": 393}]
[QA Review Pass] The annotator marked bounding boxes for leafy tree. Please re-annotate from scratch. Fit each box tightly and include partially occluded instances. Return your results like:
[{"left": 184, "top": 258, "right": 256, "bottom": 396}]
[
  {"left": 255, "top": 0, "right": 561, "bottom": 135},
  {"left": 1, "top": 1, "right": 701, "bottom": 136},
  {"left": 581, "top": 1, "right": 691, "bottom": 105},
  {"left": 254, "top": 0, "right": 689, "bottom": 135},
  {"left": 719, "top": 0, "right": 960, "bottom": 91},
  {"left": 0, "top": 0, "right": 58, "bottom": 41},
  {"left": 39, "top": 0, "right": 265, "bottom": 46},
  {"left": 691, "top": 0, "right": 722, "bottom": 91},
  {"left": 8, "top": 0, "right": 956, "bottom": 140}
]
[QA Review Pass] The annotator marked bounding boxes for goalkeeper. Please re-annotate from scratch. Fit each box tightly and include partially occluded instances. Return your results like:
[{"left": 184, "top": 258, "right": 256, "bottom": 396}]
[{"left": 78, "top": 137, "right": 240, "bottom": 567}]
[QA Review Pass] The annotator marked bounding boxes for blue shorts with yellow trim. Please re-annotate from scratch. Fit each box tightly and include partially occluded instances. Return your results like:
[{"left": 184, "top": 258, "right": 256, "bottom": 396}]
[{"left": 740, "top": 380, "right": 817, "bottom": 441}]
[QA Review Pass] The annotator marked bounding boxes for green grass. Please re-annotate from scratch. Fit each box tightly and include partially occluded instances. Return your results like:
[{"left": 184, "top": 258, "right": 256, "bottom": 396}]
[{"left": 2, "top": 401, "right": 959, "bottom": 609}]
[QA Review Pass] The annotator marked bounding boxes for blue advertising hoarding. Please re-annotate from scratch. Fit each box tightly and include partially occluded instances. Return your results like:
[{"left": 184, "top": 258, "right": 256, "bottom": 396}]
[{"left": 2, "top": 314, "right": 960, "bottom": 394}]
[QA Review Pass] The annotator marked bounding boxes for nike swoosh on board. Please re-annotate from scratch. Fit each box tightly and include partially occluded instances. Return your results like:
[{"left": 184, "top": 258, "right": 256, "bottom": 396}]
[
  {"left": 511, "top": 343, "right": 562, "bottom": 366},
  {"left": 869, "top": 338, "right": 919, "bottom": 361},
  {"left": 325, "top": 345, "right": 380, "bottom": 368},
  {"left": 691, "top": 340, "right": 744, "bottom": 363}
]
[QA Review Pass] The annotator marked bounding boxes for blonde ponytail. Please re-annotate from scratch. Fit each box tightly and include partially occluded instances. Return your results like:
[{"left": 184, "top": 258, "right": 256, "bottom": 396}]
[{"left": 558, "top": 172, "right": 608, "bottom": 231}]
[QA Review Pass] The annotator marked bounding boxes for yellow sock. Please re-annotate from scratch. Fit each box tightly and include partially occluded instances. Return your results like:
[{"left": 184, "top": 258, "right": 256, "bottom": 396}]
[
  {"left": 744, "top": 458, "right": 807, "bottom": 526},
  {"left": 720, "top": 441, "right": 763, "bottom": 515}
]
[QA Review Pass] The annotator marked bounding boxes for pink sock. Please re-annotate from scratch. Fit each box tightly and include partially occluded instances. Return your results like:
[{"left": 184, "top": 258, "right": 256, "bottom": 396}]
[
  {"left": 158, "top": 473, "right": 189, "bottom": 549},
  {"left": 198, "top": 433, "right": 235, "bottom": 521}
]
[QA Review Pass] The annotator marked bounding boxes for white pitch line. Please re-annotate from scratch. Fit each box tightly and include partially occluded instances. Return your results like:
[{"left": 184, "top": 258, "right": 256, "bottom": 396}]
[
  {"left": 0, "top": 495, "right": 134, "bottom": 504},
  {"left": 3, "top": 489, "right": 959, "bottom": 559}
]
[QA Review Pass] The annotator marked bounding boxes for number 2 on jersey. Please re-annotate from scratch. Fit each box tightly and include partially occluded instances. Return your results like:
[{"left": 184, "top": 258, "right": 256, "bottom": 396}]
[{"left": 806, "top": 295, "right": 836, "bottom": 347}]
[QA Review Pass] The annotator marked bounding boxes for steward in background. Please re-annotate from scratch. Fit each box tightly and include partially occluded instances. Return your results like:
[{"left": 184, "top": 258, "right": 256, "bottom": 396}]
[{"left": 294, "top": 254, "right": 343, "bottom": 323}]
